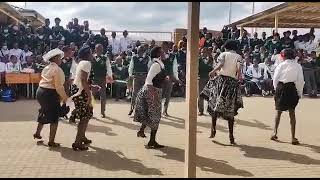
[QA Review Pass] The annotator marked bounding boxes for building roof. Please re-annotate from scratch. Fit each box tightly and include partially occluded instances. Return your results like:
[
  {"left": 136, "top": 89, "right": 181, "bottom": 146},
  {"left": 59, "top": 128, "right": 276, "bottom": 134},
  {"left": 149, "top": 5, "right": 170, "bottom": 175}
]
[
  {"left": 228, "top": 2, "right": 320, "bottom": 29},
  {"left": 0, "top": 2, "right": 24, "bottom": 24},
  {"left": 18, "top": 8, "right": 45, "bottom": 27}
]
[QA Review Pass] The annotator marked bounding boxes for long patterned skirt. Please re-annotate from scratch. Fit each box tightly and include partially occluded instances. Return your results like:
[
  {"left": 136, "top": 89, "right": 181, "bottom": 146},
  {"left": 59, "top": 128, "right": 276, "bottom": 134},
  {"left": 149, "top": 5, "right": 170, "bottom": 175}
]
[
  {"left": 133, "top": 85, "right": 162, "bottom": 131},
  {"left": 200, "top": 75, "right": 243, "bottom": 119},
  {"left": 70, "top": 84, "right": 93, "bottom": 120}
]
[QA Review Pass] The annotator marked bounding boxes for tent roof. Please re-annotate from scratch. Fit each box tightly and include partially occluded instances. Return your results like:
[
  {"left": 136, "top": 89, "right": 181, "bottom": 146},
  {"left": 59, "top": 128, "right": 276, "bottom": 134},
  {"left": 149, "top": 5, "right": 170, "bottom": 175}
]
[
  {"left": 0, "top": 2, "right": 24, "bottom": 24},
  {"left": 228, "top": 2, "right": 320, "bottom": 28}
]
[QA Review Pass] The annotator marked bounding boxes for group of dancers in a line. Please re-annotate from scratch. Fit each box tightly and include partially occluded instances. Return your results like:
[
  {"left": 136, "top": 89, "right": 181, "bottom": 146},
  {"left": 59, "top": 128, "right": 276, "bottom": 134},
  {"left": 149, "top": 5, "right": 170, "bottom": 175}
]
[{"left": 33, "top": 40, "right": 304, "bottom": 151}]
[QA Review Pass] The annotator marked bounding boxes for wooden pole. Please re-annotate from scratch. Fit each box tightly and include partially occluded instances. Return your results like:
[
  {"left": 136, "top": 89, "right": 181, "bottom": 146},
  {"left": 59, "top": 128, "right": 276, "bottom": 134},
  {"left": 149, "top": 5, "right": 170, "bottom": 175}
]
[
  {"left": 184, "top": 2, "right": 199, "bottom": 178},
  {"left": 274, "top": 14, "right": 279, "bottom": 33}
]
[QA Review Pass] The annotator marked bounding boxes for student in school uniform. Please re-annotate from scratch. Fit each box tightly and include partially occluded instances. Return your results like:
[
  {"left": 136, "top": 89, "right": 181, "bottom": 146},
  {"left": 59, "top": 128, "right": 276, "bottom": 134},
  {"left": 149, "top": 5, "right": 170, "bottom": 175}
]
[
  {"left": 128, "top": 46, "right": 150, "bottom": 115},
  {"left": 198, "top": 47, "right": 213, "bottom": 116},
  {"left": 60, "top": 46, "right": 74, "bottom": 96},
  {"left": 161, "top": 41, "right": 182, "bottom": 116},
  {"left": 90, "top": 44, "right": 113, "bottom": 118},
  {"left": 6, "top": 55, "right": 21, "bottom": 73},
  {"left": 271, "top": 48, "right": 305, "bottom": 145}
]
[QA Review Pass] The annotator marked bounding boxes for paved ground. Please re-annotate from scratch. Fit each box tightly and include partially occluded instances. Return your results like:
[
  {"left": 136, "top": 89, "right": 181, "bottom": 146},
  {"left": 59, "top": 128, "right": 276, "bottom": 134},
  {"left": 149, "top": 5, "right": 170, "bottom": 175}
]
[{"left": 0, "top": 97, "right": 320, "bottom": 178}]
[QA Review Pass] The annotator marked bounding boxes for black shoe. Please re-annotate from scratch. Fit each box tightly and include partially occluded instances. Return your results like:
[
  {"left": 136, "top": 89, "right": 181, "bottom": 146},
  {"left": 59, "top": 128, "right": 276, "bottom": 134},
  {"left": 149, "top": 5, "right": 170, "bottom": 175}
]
[
  {"left": 198, "top": 112, "right": 204, "bottom": 116},
  {"left": 82, "top": 138, "right": 92, "bottom": 145},
  {"left": 72, "top": 143, "right": 89, "bottom": 151},
  {"left": 128, "top": 109, "right": 133, "bottom": 116},
  {"left": 147, "top": 141, "right": 165, "bottom": 149},
  {"left": 101, "top": 113, "right": 106, "bottom": 118},
  {"left": 137, "top": 131, "right": 147, "bottom": 138}
]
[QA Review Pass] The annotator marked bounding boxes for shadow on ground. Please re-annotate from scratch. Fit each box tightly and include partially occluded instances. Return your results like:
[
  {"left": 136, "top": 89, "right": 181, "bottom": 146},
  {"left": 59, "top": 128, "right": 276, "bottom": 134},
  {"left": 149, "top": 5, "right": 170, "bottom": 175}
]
[
  {"left": 51, "top": 146, "right": 163, "bottom": 176},
  {"left": 236, "top": 144, "right": 320, "bottom": 165},
  {"left": 155, "top": 146, "right": 253, "bottom": 177}
]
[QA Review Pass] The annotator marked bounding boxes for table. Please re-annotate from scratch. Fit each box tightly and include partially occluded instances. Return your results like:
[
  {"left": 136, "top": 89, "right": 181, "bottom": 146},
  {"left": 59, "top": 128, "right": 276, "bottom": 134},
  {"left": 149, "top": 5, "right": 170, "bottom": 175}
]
[{"left": 5, "top": 73, "right": 41, "bottom": 99}]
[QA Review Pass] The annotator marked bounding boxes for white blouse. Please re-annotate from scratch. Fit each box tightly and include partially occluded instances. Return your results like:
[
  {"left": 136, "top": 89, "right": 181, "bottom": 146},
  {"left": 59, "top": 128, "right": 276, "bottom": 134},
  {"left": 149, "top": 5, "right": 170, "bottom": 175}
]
[
  {"left": 72, "top": 60, "right": 92, "bottom": 97},
  {"left": 246, "top": 64, "right": 263, "bottom": 79},
  {"left": 217, "top": 51, "right": 242, "bottom": 79},
  {"left": 145, "top": 58, "right": 164, "bottom": 85},
  {"left": 273, "top": 59, "right": 305, "bottom": 97}
]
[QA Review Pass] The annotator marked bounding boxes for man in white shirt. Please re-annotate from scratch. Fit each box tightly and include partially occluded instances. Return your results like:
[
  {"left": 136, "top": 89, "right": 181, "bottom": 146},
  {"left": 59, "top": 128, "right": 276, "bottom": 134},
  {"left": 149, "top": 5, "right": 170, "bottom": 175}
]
[
  {"left": 108, "top": 32, "right": 120, "bottom": 56},
  {"left": 260, "top": 57, "right": 276, "bottom": 96},
  {"left": 306, "top": 34, "right": 318, "bottom": 54},
  {"left": 120, "top": 30, "right": 132, "bottom": 53},
  {"left": 271, "top": 48, "right": 304, "bottom": 145},
  {"left": 245, "top": 58, "right": 264, "bottom": 96},
  {"left": 9, "top": 42, "right": 23, "bottom": 63},
  {"left": 6, "top": 55, "right": 21, "bottom": 73},
  {"left": 21, "top": 44, "right": 33, "bottom": 65}
]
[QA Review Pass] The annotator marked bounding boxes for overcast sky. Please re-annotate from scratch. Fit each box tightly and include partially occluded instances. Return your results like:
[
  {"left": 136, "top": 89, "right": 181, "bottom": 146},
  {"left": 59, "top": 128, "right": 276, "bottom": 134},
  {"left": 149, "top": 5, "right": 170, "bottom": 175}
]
[{"left": 8, "top": 2, "right": 283, "bottom": 32}]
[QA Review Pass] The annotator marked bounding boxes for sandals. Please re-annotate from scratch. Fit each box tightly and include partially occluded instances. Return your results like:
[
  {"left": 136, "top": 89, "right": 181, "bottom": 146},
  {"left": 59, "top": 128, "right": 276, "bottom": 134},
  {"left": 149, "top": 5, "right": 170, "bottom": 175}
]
[
  {"left": 48, "top": 142, "right": 60, "bottom": 148},
  {"left": 137, "top": 131, "right": 147, "bottom": 138},
  {"left": 292, "top": 138, "right": 300, "bottom": 145},
  {"left": 146, "top": 141, "right": 165, "bottom": 149},
  {"left": 72, "top": 143, "right": 89, "bottom": 151},
  {"left": 33, "top": 134, "right": 42, "bottom": 140}
]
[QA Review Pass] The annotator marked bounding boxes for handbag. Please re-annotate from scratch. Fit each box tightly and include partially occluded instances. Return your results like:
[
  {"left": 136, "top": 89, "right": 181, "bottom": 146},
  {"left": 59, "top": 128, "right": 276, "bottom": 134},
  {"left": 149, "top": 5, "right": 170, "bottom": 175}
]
[{"left": 59, "top": 103, "right": 70, "bottom": 117}]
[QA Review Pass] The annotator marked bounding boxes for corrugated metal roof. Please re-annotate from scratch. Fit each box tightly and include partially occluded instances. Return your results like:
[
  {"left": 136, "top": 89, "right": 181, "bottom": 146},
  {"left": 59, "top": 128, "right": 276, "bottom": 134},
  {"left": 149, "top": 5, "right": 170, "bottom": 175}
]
[{"left": 228, "top": 2, "right": 320, "bottom": 28}]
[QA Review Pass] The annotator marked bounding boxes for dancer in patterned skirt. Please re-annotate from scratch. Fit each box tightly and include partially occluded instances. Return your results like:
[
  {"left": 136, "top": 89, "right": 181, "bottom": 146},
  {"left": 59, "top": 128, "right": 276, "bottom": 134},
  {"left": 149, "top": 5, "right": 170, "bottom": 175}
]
[
  {"left": 133, "top": 46, "right": 167, "bottom": 149},
  {"left": 69, "top": 45, "right": 99, "bottom": 151},
  {"left": 200, "top": 40, "right": 243, "bottom": 145}
]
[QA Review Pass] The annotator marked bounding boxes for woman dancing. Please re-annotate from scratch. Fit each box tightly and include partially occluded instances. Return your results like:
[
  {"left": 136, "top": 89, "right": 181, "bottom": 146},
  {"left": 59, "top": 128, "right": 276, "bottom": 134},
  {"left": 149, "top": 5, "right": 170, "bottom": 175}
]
[
  {"left": 134, "top": 46, "right": 167, "bottom": 149},
  {"left": 271, "top": 48, "right": 304, "bottom": 145},
  {"left": 200, "top": 40, "right": 243, "bottom": 145},
  {"left": 69, "top": 45, "right": 98, "bottom": 151},
  {"left": 33, "top": 48, "right": 68, "bottom": 147}
]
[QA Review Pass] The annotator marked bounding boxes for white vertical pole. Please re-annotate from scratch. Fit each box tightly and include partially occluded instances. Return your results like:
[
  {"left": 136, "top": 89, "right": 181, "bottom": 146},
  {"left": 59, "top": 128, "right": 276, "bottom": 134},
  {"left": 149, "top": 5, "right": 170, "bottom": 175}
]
[
  {"left": 184, "top": 1, "right": 199, "bottom": 178},
  {"left": 25, "top": 2, "right": 27, "bottom": 8},
  {"left": 251, "top": 2, "right": 255, "bottom": 36},
  {"left": 228, "top": 2, "right": 232, "bottom": 24}
]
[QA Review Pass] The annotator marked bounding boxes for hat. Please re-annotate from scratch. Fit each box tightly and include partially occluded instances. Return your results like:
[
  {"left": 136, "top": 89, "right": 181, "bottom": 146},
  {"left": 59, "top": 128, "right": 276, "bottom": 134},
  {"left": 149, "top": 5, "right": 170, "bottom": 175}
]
[{"left": 43, "top": 48, "right": 64, "bottom": 62}]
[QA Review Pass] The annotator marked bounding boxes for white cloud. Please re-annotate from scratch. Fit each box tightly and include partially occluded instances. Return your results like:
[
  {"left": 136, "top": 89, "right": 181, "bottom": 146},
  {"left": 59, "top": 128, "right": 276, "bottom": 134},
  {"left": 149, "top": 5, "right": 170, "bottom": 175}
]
[{"left": 6, "top": 2, "right": 285, "bottom": 34}]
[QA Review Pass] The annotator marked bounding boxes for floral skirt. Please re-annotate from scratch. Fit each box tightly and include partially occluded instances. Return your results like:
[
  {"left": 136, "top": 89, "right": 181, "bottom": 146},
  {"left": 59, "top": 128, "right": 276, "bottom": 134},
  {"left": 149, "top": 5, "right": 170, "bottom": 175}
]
[
  {"left": 133, "top": 85, "right": 162, "bottom": 131},
  {"left": 200, "top": 75, "right": 243, "bottom": 119},
  {"left": 70, "top": 84, "right": 93, "bottom": 120}
]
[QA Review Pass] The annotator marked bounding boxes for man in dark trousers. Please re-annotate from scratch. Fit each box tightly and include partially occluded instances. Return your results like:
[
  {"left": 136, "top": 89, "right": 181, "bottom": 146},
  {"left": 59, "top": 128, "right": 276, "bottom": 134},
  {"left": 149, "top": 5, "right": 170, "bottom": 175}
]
[
  {"left": 112, "top": 56, "right": 129, "bottom": 101},
  {"left": 162, "top": 41, "right": 182, "bottom": 116},
  {"left": 198, "top": 47, "right": 213, "bottom": 116},
  {"left": 128, "top": 46, "right": 150, "bottom": 115},
  {"left": 91, "top": 44, "right": 113, "bottom": 118}
]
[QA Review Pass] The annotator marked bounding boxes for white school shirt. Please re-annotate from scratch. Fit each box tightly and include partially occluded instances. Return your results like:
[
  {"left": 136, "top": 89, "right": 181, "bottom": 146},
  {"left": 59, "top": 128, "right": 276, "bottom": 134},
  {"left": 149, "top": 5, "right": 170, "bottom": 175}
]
[
  {"left": 108, "top": 38, "right": 120, "bottom": 55},
  {"left": 0, "top": 49, "right": 9, "bottom": 58},
  {"left": 273, "top": 59, "right": 304, "bottom": 97},
  {"left": 119, "top": 37, "right": 132, "bottom": 53},
  {"left": 0, "top": 62, "right": 6, "bottom": 72},
  {"left": 21, "top": 50, "right": 33, "bottom": 64},
  {"left": 306, "top": 40, "right": 318, "bottom": 54},
  {"left": 262, "top": 63, "right": 276, "bottom": 80},
  {"left": 9, "top": 48, "right": 23, "bottom": 61},
  {"left": 145, "top": 58, "right": 165, "bottom": 85},
  {"left": 246, "top": 64, "right": 263, "bottom": 79},
  {"left": 72, "top": 60, "right": 92, "bottom": 98},
  {"left": 5, "top": 62, "right": 21, "bottom": 73}
]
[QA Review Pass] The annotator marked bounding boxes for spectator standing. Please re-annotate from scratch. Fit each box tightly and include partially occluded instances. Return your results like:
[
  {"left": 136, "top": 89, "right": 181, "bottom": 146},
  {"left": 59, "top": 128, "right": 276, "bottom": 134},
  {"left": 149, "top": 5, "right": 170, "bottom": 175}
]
[
  {"left": 109, "top": 32, "right": 120, "bottom": 56},
  {"left": 120, "top": 30, "right": 132, "bottom": 53},
  {"left": 112, "top": 56, "right": 129, "bottom": 101},
  {"left": 301, "top": 51, "right": 317, "bottom": 97}
]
